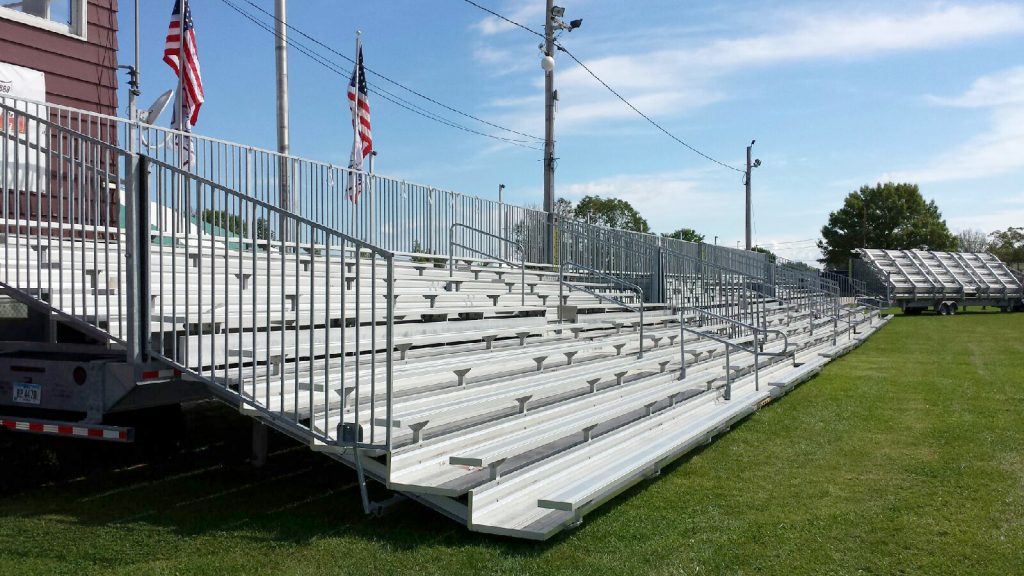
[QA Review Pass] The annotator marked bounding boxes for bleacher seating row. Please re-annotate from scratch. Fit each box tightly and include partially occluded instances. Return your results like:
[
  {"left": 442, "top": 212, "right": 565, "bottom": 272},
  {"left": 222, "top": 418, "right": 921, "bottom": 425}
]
[{"left": 1, "top": 230, "right": 888, "bottom": 539}]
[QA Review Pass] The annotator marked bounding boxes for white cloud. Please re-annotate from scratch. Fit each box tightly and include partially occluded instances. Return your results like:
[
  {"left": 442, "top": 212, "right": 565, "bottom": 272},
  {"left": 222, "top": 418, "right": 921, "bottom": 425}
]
[
  {"left": 885, "top": 67, "right": 1024, "bottom": 183},
  {"left": 560, "top": 170, "right": 729, "bottom": 233},
  {"left": 757, "top": 237, "right": 824, "bottom": 265},
  {"left": 478, "top": 3, "right": 1024, "bottom": 132},
  {"left": 947, "top": 208, "right": 1024, "bottom": 232},
  {"left": 471, "top": 1, "right": 545, "bottom": 36},
  {"left": 928, "top": 66, "right": 1024, "bottom": 108},
  {"left": 683, "top": 3, "right": 1024, "bottom": 69}
]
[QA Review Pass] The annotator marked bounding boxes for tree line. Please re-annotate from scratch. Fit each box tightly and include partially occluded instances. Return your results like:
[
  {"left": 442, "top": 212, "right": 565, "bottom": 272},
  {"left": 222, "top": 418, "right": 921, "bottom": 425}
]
[{"left": 556, "top": 183, "right": 1021, "bottom": 270}]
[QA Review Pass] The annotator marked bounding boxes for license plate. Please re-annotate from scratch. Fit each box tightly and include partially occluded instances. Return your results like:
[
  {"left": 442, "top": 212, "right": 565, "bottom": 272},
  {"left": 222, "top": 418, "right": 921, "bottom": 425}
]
[{"left": 12, "top": 382, "right": 41, "bottom": 405}]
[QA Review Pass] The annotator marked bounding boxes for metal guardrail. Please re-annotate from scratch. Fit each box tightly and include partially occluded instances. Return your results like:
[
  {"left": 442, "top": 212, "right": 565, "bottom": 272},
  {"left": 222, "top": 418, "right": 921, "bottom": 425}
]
[
  {"left": 662, "top": 245, "right": 772, "bottom": 332},
  {"left": 680, "top": 307, "right": 790, "bottom": 400},
  {"left": 2, "top": 99, "right": 396, "bottom": 452},
  {"left": 558, "top": 261, "right": 645, "bottom": 358},
  {"left": 449, "top": 223, "right": 525, "bottom": 306},
  {"left": 142, "top": 156, "right": 396, "bottom": 451},
  {"left": 1, "top": 99, "right": 130, "bottom": 345}
]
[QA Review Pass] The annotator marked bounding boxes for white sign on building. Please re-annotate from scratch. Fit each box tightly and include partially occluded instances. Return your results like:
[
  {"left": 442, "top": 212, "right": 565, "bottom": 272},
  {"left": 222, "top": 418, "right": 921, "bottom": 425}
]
[{"left": 1, "top": 61, "right": 47, "bottom": 194}]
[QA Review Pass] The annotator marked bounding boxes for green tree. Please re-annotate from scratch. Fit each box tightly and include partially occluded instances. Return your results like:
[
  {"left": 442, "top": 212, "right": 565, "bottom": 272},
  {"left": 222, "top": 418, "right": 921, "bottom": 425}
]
[
  {"left": 255, "top": 217, "right": 275, "bottom": 241},
  {"left": 553, "top": 197, "right": 574, "bottom": 220},
  {"left": 956, "top": 228, "right": 989, "bottom": 253},
  {"left": 817, "top": 182, "right": 956, "bottom": 267},
  {"left": 987, "top": 226, "right": 1024, "bottom": 264},
  {"left": 750, "top": 245, "right": 777, "bottom": 262},
  {"left": 573, "top": 195, "right": 650, "bottom": 233},
  {"left": 202, "top": 209, "right": 246, "bottom": 237},
  {"left": 662, "top": 228, "right": 705, "bottom": 243}
]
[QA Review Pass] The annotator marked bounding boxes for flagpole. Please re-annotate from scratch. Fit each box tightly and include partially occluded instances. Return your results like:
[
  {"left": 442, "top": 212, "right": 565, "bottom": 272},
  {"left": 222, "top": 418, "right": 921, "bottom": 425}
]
[
  {"left": 176, "top": 2, "right": 186, "bottom": 233},
  {"left": 369, "top": 150, "right": 376, "bottom": 246},
  {"left": 351, "top": 31, "right": 361, "bottom": 241}
]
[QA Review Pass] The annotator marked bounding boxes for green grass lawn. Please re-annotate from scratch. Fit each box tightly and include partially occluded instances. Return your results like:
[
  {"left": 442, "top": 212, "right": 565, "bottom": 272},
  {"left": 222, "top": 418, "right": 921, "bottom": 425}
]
[{"left": 1, "top": 310, "right": 1022, "bottom": 575}]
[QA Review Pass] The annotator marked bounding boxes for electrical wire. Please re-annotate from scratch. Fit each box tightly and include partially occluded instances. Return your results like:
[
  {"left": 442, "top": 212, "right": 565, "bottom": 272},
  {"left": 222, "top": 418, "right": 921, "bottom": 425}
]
[
  {"left": 459, "top": 0, "right": 744, "bottom": 173},
  {"left": 555, "top": 44, "right": 743, "bottom": 173},
  {"left": 216, "top": 0, "right": 542, "bottom": 151},
  {"left": 240, "top": 0, "right": 544, "bottom": 143},
  {"left": 462, "top": 0, "right": 545, "bottom": 38}
]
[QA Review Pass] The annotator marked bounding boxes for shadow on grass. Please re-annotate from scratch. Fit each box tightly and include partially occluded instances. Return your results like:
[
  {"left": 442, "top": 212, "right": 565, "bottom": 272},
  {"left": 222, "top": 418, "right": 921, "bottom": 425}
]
[{"left": 0, "top": 400, "right": 562, "bottom": 557}]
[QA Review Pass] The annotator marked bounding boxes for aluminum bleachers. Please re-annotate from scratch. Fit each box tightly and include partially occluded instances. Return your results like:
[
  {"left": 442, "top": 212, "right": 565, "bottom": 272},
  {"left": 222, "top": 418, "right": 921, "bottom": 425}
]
[
  {"left": 0, "top": 96, "right": 891, "bottom": 541},
  {"left": 858, "top": 248, "right": 1023, "bottom": 313}
]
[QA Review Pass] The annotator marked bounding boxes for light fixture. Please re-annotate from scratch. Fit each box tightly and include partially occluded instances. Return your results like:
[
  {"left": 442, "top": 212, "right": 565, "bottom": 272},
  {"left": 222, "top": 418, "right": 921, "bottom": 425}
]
[
  {"left": 541, "top": 55, "right": 555, "bottom": 72},
  {"left": 551, "top": 5, "right": 565, "bottom": 17}
]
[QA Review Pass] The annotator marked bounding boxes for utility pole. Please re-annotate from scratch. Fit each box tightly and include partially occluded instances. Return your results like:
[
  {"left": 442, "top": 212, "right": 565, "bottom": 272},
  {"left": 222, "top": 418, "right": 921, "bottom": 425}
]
[
  {"left": 541, "top": 3, "right": 582, "bottom": 264},
  {"left": 744, "top": 139, "right": 760, "bottom": 250},
  {"left": 499, "top": 183, "right": 506, "bottom": 260},
  {"left": 543, "top": 0, "right": 556, "bottom": 264},
  {"left": 275, "top": 0, "right": 291, "bottom": 239}
]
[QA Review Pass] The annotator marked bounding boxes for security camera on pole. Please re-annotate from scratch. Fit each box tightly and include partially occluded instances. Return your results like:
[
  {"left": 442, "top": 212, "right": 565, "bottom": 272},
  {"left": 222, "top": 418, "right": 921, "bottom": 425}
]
[
  {"left": 541, "top": 2, "right": 582, "bottom": 264},
  {"left": 744, "top": 140, "right": 761, "bottom": 250}
]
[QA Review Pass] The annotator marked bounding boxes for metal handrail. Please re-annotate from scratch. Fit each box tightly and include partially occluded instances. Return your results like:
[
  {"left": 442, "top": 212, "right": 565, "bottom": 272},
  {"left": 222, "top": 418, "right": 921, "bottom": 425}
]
[
  {"left": 448, "top": 223, "right": 525, "bottom": 305},
  {"left": 559, "top": 261, "right": 645, "bottom": 358},
  {"left": 685, "top": 307, "right": 790, "bottom": 353},
  {"left": 661, "top": 245, "right": 774, "bottom": 333},
  {"left": 679, "top": 308, "right": 790, "bottom": 400}
]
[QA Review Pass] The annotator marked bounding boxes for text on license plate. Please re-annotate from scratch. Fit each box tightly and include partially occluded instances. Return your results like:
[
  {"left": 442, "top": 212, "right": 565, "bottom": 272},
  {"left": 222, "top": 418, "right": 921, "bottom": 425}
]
[{"left": 13, "top": 382, "right": 41, "bottom": 405}]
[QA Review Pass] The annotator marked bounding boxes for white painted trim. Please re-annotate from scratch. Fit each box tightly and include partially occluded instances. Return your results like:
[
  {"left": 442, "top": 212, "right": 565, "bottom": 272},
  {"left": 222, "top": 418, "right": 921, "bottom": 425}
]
[{"left": 0, "top": 1, "right": 88, "bottom": 41}]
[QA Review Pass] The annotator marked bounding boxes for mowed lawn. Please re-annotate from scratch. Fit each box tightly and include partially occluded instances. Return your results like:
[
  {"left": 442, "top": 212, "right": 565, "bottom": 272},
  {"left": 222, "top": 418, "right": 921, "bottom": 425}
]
[{"left": 1, "top": 310, "right": 1022, "bottom": 575}]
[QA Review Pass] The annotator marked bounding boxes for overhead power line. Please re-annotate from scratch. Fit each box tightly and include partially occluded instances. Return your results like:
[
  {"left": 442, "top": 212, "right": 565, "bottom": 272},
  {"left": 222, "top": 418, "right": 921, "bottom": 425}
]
[
  {"left": 239, "top": 0, "right": 544, "bottom": 143},
  {"left": 554, "top": 45, "right": 743, "bottom": 173},
  {"left": 462, "top": 0, "right": 545, "bottom": 38},
  {"left": 216, "top": 0, "right": 542, "bottom": 150},
  {"left": 460, "top": 0, "right": 744, "bottom": 173}
]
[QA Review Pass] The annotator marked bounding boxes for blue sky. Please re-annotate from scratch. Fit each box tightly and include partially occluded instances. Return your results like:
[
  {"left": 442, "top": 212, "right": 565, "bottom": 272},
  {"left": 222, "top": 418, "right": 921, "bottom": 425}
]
[{"left": 119, "top": 0, "right": 1024, "bottom": 262}]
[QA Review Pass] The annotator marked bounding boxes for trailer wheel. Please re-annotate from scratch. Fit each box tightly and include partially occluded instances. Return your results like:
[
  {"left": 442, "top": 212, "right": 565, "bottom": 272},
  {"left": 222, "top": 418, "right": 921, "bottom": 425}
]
[{"left": 936, "top": 303, "right": 948, "bottom": 315}]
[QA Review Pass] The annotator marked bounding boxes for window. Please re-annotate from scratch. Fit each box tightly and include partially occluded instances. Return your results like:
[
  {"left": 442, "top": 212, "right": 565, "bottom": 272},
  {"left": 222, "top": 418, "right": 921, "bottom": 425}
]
[{"left": 0, "top": 0, "right": 87, "bottom": 39}]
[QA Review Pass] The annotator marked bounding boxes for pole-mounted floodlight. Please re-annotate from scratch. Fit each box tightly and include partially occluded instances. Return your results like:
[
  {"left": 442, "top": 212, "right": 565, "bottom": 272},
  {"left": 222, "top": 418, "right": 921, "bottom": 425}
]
[{"left": 551, "top": 5, "right": 565, "bottom": 17}]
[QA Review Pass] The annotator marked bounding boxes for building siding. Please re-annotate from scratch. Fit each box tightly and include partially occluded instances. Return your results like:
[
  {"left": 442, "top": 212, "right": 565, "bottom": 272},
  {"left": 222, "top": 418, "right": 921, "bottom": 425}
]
[
  {"left": 1, "top": 0, "right": 120, "bottom": 231},
  {"left": 0, "top": 0, "right": 119, "bottom": 115}
]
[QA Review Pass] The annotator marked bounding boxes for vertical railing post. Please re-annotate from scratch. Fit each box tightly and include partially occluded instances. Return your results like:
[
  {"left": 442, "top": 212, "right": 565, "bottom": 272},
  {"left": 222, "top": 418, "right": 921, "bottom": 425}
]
[
  {"left": 124, "top": 154, "right": 151, "bottom": 365},
  {"left": 679, "top": 309, "right": 686, "bottom": 381},
  {"left": 385, "top": 253, "right": 395, "bottom": 450},
  {"left": 724, "top": 347, "right": 732, "bottom": 401},
  {"left": 448, "top": 224, "right": 454, "bottom": 279}
]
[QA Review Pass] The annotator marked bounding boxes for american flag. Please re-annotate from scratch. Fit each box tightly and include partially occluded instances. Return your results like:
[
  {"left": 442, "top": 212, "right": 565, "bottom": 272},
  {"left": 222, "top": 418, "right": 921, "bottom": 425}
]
[
  {"left": 163, "top": 0, "right": 204, "bottom": 169},
  {"left": 346, "top": 36, "right": 372, "bottom": 203}
]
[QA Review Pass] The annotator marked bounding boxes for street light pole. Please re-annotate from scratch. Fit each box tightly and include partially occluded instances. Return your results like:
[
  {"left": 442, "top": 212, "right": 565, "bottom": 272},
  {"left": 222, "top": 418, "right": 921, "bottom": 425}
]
[
  {"left": 543, "top": 0, "right": 556, "bottom": 264},
  {"left": 744, "top": 140, "right": 760, "bottom": 251},
  {"left": 275, "top": 0, "right": 291, "bottom": 239},
  {"left": 499, "top": 183, "right": 506, "bottom": 259}
]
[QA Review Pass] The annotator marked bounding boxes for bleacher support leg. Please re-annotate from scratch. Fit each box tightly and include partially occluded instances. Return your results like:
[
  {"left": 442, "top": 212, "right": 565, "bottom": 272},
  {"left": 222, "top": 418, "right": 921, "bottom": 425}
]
[
  {"left": 354, "top": 447, "right": 373, "bottom": 515},
  {"left": 251, "top": 420, "right": 268, "bottom": 468}
]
